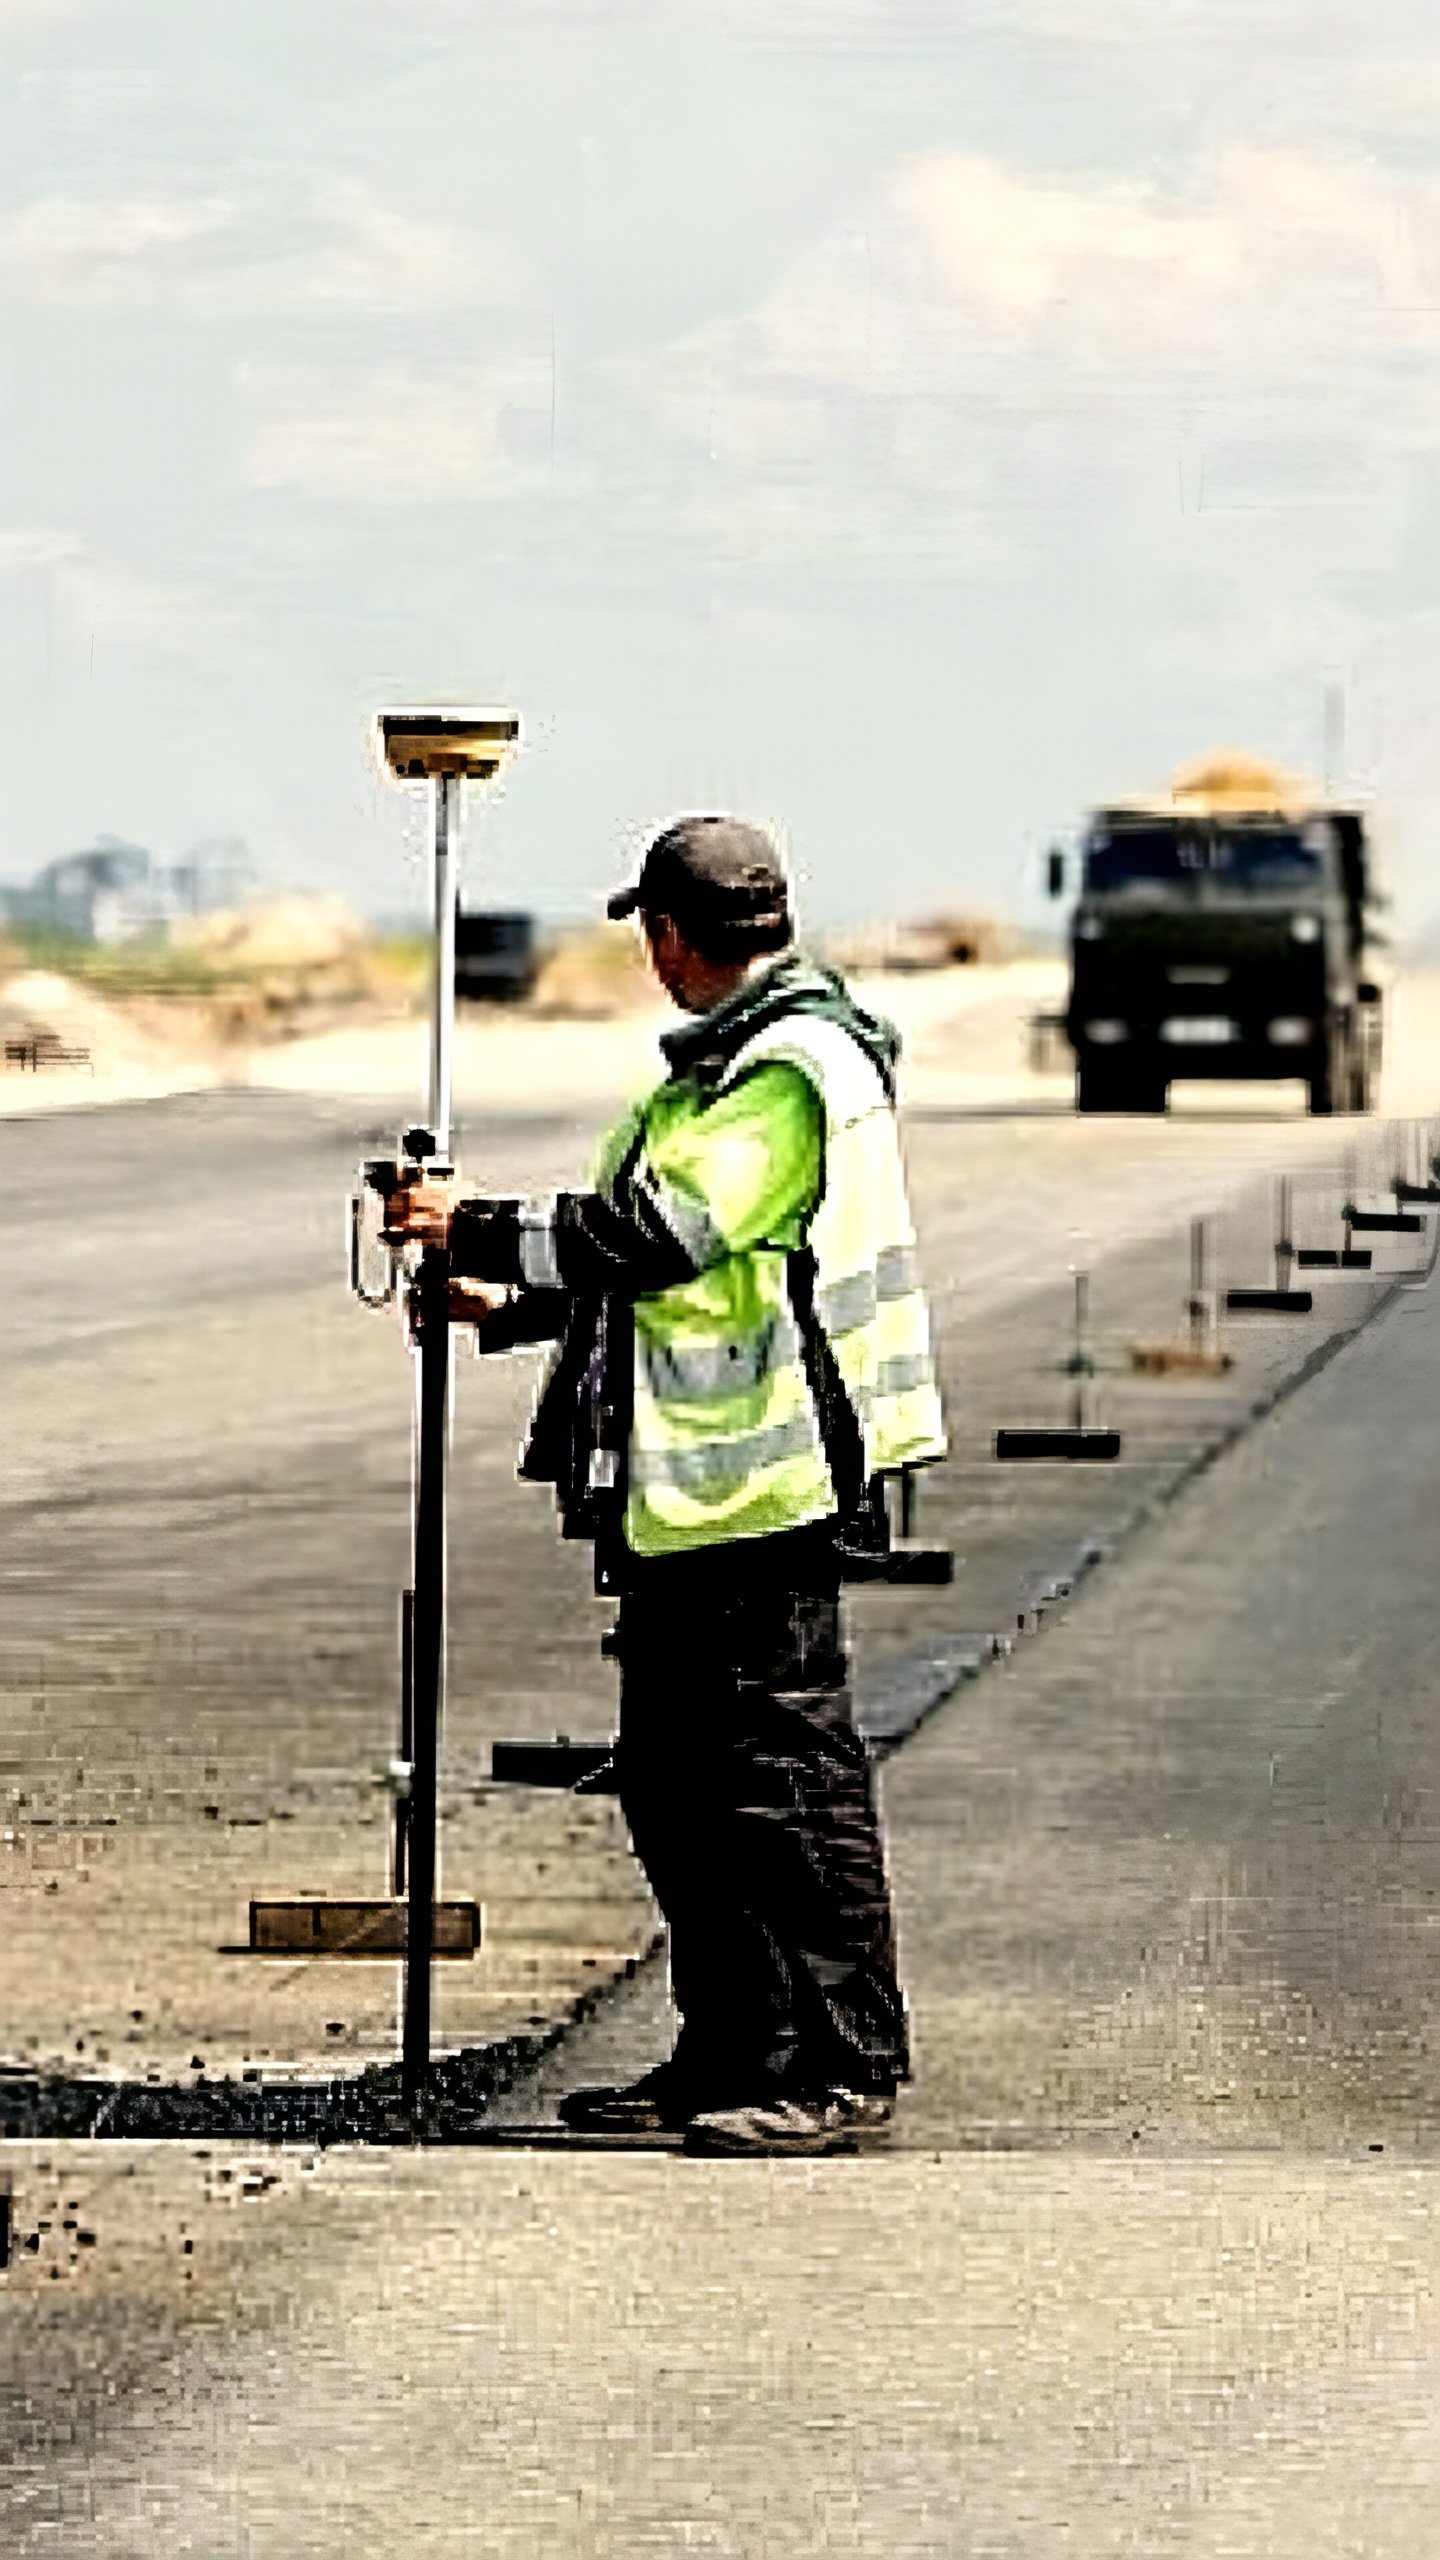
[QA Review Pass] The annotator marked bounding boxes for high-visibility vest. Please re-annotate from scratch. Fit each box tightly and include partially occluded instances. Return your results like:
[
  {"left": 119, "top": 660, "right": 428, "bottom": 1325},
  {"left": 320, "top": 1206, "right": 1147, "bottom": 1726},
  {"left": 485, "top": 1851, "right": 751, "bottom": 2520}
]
[{"left": 616, "top": 1007, "right": 946, "bottom": 1558}]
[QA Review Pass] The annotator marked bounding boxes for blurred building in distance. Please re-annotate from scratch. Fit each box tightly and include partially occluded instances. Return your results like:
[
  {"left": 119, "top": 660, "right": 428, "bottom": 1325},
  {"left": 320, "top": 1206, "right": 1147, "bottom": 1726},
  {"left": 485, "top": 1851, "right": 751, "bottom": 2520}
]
[{"left": 0, "top": 835, "right": 258, "bottom": 944}]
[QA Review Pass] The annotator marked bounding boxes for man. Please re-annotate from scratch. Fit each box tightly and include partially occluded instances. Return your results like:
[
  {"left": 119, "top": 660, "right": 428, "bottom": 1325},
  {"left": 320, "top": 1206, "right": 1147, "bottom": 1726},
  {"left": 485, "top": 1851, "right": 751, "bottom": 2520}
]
[{"left": 390, "top": 814, "right": 946, "bottom": 2154}]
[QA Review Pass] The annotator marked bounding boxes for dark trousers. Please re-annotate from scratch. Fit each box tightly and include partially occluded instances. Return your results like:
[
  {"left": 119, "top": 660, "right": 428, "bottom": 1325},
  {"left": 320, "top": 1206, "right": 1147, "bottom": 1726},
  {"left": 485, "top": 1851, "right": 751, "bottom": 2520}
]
[{"left": 613, "top": 1525, "right": 909, "bottom": 2105}]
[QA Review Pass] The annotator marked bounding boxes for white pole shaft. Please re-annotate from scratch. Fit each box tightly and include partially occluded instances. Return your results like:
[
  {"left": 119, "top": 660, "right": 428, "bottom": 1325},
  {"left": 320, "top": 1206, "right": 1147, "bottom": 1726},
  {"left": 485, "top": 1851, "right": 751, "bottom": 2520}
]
[{"left": 430, "top": 772, "right": 459, "bottom": 1162}]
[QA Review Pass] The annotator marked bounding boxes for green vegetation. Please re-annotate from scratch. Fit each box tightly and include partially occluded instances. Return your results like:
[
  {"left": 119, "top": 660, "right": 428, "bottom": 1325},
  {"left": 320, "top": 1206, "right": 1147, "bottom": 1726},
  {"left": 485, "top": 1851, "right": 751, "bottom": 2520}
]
[
  {"left": 4, "top": 925, "right": 239, "bottom": 997},
  {"left": 1, "top": 921, "right": 431, "bottom": 1007},
  {"left": 365, "top": 932, "right": 430, "bottom": 998}
]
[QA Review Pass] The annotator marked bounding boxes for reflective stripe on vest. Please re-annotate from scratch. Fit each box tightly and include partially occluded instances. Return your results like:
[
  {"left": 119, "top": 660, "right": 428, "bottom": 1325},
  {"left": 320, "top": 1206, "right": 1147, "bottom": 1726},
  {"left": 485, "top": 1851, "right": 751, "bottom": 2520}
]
[
  {"left": 725, "top": 1014, "right": 946, "bottom": 1483},
  {"left": 627, "top": 1245, "right": 832, "bottom": 1553},
  {"left": 630, "top": 1406, "right": 822, "bottom": 1496},
  {"left": 818, "top": 1244, "right": 921, "bottom": 1341},
  {"left": 638, "top": 1306, "right": 803, "bottom": 1404}
]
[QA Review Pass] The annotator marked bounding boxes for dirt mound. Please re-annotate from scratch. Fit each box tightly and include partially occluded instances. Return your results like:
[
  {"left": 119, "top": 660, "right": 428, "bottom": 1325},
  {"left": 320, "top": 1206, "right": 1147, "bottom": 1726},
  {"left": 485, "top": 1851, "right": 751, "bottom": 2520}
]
[
  {"left": 823, "top": 914, "right": 1018, "bottom": 973},
  {"left": 0, "top": 969, "right": 167, "bottom": 1073},
  {"left": 171, "top": 894, "right": 367, "bottom": 974},
  {"left": 166, "top": 896, "right": 393, "bottom": 1049},
  {"left": 528, "top": 926, "right": 658, "bottom": 1020}
]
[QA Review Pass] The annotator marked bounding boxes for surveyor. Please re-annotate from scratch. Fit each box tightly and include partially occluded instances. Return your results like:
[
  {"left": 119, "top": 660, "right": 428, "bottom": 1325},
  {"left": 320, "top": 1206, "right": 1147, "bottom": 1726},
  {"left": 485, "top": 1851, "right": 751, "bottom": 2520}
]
[{"left": 387, "top": 815, "right": 946, "bottom": 2154}]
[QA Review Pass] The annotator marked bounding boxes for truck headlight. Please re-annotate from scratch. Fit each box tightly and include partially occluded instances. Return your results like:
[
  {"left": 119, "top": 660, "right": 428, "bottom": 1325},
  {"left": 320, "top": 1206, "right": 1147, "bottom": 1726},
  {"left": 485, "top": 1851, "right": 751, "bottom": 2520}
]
[
  {"left": 1267, "top": 1017, "right": 1313, "bottom": 1046},
  {"left": 1082, "top": 1018, "right": 1129, "bottom": 1045},
  {"left": 1290, "top": 915, "right": 1321, "bottom": 944}
]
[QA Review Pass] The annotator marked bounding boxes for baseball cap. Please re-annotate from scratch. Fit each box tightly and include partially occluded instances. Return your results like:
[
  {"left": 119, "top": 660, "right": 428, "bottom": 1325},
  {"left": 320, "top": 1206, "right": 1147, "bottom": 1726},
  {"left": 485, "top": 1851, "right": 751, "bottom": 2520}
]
[{"left": 606, "top": 815, "right": 790, "bottom": 940}]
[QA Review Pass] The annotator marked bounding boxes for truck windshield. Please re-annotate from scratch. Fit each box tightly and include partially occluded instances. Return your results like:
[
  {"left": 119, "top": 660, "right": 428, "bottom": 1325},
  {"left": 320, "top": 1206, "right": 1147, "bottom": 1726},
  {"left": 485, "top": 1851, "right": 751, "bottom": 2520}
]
[{"left": 1085, "top": 820, "right": 1327, "bottom": 893}]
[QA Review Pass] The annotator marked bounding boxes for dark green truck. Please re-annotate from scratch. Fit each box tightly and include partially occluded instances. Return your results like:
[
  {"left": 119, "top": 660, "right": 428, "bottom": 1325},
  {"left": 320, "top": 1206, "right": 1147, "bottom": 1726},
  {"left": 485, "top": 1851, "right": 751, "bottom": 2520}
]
[{"left": 1050, "top": 758, "right": 1385, "bottom": 1116}]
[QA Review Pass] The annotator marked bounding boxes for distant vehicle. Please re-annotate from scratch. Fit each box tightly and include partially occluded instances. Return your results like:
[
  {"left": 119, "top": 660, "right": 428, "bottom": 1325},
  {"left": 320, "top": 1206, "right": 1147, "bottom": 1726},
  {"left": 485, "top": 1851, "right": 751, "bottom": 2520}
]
[
  {"left": 1045, "top": 756, "right": 1386, "bottom": 1115},
  {"left": 454, "top": 908, "right": 538, "bottom": 1004}
]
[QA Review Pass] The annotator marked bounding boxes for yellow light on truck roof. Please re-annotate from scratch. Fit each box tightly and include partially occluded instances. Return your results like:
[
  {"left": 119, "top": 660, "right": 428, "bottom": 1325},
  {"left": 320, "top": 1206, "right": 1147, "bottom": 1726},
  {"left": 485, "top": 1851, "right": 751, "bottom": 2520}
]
[{"left": 1166, "top": 753, "right": 1310, "bottom": 815}]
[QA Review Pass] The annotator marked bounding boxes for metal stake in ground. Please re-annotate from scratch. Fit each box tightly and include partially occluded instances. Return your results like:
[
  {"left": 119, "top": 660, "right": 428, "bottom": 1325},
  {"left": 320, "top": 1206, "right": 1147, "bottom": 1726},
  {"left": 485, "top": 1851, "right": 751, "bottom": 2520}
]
[
  {"left": 1188, "top": 1216, "right": 1212, "bottom": 1354},
  {"left": 1128, "top": 1213, "right": 1233, "bottom": 1375},
  {"left": 1274, "top": 1176, "right": 1293, "bottom": 1294},
  {"left": 1225, "top": 1171, "right": 1313, "bottom": 1314},
  {"left": 1064, "top": 1267, "right": 1094, "bottom": 1434},
  {"left": 995, "top": 1263, "right": 1121, "bottom": 1461}
]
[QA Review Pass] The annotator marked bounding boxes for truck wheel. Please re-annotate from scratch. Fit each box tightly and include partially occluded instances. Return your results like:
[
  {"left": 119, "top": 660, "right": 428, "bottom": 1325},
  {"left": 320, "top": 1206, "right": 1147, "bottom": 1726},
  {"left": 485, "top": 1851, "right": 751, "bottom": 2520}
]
[
  {"left": 1076, "top": 1065, "right": 1127, "bottom": 1113},
  {"left": 1076, "top": 1066, "right": 1165, "bottom": 1114},
  {"left": 1308, "top": 1026, "right": 1343, "bottom": 1116}
]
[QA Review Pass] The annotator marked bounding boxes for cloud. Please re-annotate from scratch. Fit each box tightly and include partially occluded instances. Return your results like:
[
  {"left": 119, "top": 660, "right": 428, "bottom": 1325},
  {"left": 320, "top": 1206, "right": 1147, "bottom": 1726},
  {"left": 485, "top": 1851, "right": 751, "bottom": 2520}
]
[
  {"left": 892, "top": 154, "right": 1242, "bottom": 329},
  {"left": 0, "top": 523, "right": 239, "bottom": 653},
  {"left": 1355, "top": 56, "right": 1440, "bottom": 126},
  {"left": 0, "top": 525, "right": 87, "bottom": 574},
  {"left": 543, "top": 134, "right": 1440, "bottom": 588},
  {"left": 245, "top": 361, "right": 554, "bottom": 501},
  {"left": 207, "top": 181, "right": 508, "bottom": 318},
  {"left": 0, "top": 0, "right": 121, "bottom": 17},
  {"left": 751, "top": 145, "right": 1440, "bottom": 379},
  {"left": 0, "top": 195, "right": 235, "bottom": 301},
  {"left": 0, "top": 178, "right": 518, "bottom": 315},
  {"left": 625, "top": 142, "right": 1440, "bottom": 494}
]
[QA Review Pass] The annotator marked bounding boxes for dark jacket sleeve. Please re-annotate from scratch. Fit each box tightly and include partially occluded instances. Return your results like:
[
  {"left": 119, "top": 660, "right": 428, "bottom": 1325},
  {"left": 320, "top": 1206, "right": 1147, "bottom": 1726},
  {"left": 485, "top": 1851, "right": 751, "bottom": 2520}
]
[
  {"left": 450, "top": 1064, "right": 821, "bottom": 1301},
  {"left": 450, "top": 1190, "right": 696, "bottom": 1299},
  {"left": 467, "top": 1288, "right": 570, "bottom": 1352}
]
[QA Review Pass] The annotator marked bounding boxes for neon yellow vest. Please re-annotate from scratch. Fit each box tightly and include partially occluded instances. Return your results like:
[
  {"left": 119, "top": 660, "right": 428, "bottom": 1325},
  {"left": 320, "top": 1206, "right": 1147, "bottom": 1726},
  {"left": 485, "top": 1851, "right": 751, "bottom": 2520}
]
[{"left": 618, "top": 1010, "right": 945, "bottom": 1557}]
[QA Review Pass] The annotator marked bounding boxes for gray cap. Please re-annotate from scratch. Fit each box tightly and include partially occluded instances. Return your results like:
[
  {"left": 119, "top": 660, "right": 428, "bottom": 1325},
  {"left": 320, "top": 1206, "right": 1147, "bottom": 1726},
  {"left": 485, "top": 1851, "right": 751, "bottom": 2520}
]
[{"left": 606, "top": 814, "right": 790, "bottom": 937}]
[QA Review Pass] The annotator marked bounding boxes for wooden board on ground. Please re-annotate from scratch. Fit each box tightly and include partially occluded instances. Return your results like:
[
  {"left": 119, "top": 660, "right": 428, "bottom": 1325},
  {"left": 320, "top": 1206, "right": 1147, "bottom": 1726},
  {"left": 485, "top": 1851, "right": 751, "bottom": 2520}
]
[{"left": 247, "top": 1899, "right": 481, "bottom": 1956}]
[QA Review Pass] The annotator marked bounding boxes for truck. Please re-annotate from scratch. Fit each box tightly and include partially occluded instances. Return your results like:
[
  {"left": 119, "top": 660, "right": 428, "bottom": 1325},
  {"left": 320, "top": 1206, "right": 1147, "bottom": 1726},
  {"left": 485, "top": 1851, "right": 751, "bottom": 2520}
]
[
  {"left": 453, "top": 906, "right": 538, "bottom": 1004},
  {"left": 1048, "top": 756, "right": 1385, "bottom": 1116}
]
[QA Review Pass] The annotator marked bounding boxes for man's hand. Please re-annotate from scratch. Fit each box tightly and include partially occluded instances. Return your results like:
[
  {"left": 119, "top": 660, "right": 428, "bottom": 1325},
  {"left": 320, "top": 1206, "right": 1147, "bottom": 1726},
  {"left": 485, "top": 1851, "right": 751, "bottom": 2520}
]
[
  {"left": 383, "top": 1180, "right": 529, "bottom": 1285},
  {"left": 448, "top": 1276, "right": 516, "bottom": 1328},
  {"left": 382, "top": 1173, "right": 467, "bottom": 1251}
]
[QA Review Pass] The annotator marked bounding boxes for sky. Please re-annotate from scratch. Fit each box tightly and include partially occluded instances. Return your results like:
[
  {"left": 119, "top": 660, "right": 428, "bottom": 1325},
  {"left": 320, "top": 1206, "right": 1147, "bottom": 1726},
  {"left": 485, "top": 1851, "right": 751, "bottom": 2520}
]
[{"left": 4, "top": 0, "right": 1440, "bottom": 929}]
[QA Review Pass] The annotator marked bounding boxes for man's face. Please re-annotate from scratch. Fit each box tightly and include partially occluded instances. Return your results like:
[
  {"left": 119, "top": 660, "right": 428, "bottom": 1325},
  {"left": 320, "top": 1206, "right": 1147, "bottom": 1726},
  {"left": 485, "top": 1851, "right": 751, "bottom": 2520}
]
[
  {"left": 641, "top": 911, "right": 690, "bottom": 1005},
  {"left": 641, "top": 908, "right": 758, "bottom": 1013}
]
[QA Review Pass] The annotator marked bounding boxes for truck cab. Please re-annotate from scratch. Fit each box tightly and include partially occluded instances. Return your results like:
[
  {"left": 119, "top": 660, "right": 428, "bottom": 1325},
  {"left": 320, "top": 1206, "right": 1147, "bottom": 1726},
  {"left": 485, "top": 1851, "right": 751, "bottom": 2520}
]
[
  {"left": 454, "top": 907, "right": 538, "bottom": 1004},
  {"left": 1055, "top": 758, "right": 1384, "bottom": 1115}
]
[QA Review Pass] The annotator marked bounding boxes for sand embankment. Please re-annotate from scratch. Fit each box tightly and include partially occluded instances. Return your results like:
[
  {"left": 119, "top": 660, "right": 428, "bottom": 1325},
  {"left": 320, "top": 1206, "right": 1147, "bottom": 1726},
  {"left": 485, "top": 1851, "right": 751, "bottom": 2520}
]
[
  {"left": 0, "top": 959, "right": 1065, "bottom": 1121},
  {"left": 0, "top": 970, "right": 238, "bottom": 1114}
]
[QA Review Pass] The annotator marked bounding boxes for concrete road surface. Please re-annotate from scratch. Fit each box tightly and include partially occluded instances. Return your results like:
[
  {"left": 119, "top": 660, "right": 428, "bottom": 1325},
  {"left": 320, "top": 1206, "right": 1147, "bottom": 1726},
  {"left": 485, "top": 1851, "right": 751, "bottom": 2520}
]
[
  {"left": 5, "top": 962, "right": 1440, "bottom": 2552},
  {"left": 4, "top": 967, "right": 1434, "bottom": 2090},
  {"left": 6, "top": 1171, "right": 1440, "bottom": 2553}
]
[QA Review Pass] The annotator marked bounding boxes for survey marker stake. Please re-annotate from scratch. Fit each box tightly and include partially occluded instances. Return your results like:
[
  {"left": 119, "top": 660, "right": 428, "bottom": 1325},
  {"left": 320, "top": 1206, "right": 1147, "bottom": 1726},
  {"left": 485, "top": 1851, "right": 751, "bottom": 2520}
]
[
  {"left": 996, "top": 1267, "right": 1122, "bottom": 1460},
  {"left": 1346, "top": 1204, "right": 1425, "bottom": 1234},
  {"left": 1390, "top": 1119, "right": 1440, "bottom": 1206},
  {"left": 1225, "top": 1174, "right": 1313, "bottom": 1314},
  {"left": 1131, "top": 1214, "right": 1233, "bottom": 1376}
]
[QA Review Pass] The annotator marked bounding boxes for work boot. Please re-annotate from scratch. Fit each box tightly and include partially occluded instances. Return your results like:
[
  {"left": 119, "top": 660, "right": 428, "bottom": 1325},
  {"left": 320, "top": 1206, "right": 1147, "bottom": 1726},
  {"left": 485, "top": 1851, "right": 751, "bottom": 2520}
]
[
  {"left": 555, "top": 2062, "right": 699, "bottom": 2135},
  {"left": 684, "top": 2084, "right": 897, "bottom": 2155},
  {"left": 831, "top": 2088, "right": 895, "bottom": 2130},
  {"left": 682, "top": 2094, "right": 884, "bottom": 2157}
]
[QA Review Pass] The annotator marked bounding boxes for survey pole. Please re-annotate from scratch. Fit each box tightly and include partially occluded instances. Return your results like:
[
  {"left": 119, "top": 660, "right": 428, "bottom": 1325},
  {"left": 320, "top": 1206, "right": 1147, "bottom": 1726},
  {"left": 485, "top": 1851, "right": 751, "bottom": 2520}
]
[
  {"left": 430, "top": 771, "right": 460, "bottom": 1164},
  {"left": 370, "top": 711, "right": 521, "bottom": 2119}
]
